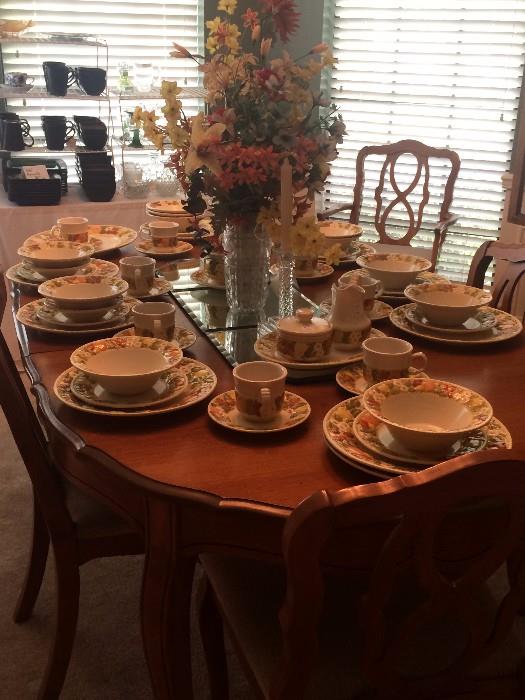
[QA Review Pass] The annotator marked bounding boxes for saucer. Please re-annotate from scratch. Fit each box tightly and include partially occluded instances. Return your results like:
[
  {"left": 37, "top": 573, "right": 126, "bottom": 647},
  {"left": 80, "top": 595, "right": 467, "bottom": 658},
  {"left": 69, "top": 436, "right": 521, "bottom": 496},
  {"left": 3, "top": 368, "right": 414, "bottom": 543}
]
[
  {"left": 54, "top": 358, "right": 217, "bottom": 417},
  {"left": 135, "top": 240, "right": 193, "bottom": 258},
  {"left": 323, "top": 397, "right": 512, "bottom": 478},
  {"left": 254, "top": 329, "right": 385, "bottom": 370},
  {"left": 190, "top": 269, "right": 226, "bottom": 290},
  {"left": 390, "top": 304, "right": 523, "bottom": 346},
  {"left": 336, "top": 362, "right": 428, "bottom": 395},
  {"left": 208, "top": 390, "right": 310, "bottom": 433},
  {"left": 405, "top": 306, "right": 497, "bottom": 334},
  {"left": 127, "top": 277, "right": 172, "bottom": 299},
  {"left": 352, "top": 409, "right": 488, "bottom": 466},
  {"left": 114, "top": 326, "right": 197, "bottom": 350},
  {"left": 318, "top": 298, "right": 392, "bottom": 322},
  {"left": 320, "top": 242, "right": 377, "bottom": 266},
  {"left": 295, "top": 263, "right": 334, "bottom": 281},
  {"left": 17, "top": 299, "right": 133, "bottom": 336},
  {"left": 70, "top": 367, "right": 188, "bottom": 409}
]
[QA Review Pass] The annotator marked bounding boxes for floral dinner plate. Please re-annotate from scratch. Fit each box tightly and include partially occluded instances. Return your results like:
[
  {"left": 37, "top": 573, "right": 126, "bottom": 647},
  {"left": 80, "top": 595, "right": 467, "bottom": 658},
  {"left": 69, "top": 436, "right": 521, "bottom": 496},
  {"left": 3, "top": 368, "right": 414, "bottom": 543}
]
[
  {"left": 208, "top": 390, "right": 310, "bottom": 433},
  {"left": 26, "top": 225, "right": 138, "bottom": 255},
  {"left": 16, "top": 299, "right": 134, "bottom": 336}
]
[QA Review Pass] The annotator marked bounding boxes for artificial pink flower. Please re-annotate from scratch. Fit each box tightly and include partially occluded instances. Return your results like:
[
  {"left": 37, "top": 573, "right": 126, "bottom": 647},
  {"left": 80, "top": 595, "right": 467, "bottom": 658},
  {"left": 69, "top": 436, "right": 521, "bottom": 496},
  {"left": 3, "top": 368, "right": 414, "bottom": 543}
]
[{"left": 260, "top": 0, "right": 300, "bottom": 42}]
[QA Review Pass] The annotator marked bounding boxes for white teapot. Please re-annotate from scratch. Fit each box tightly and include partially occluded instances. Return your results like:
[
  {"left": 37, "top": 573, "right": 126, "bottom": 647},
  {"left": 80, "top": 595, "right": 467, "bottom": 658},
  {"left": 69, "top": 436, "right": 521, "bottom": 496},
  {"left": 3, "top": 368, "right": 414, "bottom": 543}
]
[{"left": 330, "top": 282, "right": 371, "bottom": 350}]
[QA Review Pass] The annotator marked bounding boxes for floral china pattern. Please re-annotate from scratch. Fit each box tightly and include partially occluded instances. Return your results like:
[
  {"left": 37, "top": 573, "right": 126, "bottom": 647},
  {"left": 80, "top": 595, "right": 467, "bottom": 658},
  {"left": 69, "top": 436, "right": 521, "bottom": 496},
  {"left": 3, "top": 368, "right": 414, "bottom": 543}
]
[
  {"left": 358, "top": 252, "right": 431, "bottom": 270},
  {"left": 208, "top": 390, "right": 310, "bottom": 433},
  {"left": 323, "top": 397, "right": 511, "bottom": 477},
  {"left": 18, "top": 240, "right": 93, "bottom": 259},
  {"left": 54, "top": 358, "right": 217, "bottom": 417},
  {"left": 39, "top": 274, "right": 128, "bottom": 297},
  {"left": 25, "top": 225, "right": 137, "bottom": 252},
  {"left": 146, "top": 199, "right": 186, "bottom": 213},
  {"left": 405, "top": 281, "right": 492, "bottom": 304},
  {"left": 336, "top": 362, "right": 427, "bottom": 395},
  {"left": 389, "top": 304, "right": 523, "bottom": 345},
  {"left": 362, "top": 378, "right": 493, "bottom": 431},
  {"left": 114, "top": 326, "right": 197, "bottom": 350},
  {"left": 352, "top": 409, "right": 488, "bottom": 467},
  {"left": 16, "top": 299, "right": 134, "bottom": 335},
  {"left": 406, "top": 305, "right": 497, "bottom": 334},
  {"left": 319, "top": 221, "right": 363, "bottom": 239},
  {"left": 70, "top": 336, "right": 183, "bottom": 373}
]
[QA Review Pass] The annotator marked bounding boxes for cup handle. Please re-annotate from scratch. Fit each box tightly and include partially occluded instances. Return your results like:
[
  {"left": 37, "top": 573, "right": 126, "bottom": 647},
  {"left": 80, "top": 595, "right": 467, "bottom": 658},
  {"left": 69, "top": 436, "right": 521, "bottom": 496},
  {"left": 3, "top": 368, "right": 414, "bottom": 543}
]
[
  {"left": 67, "top": 67, "right": 77, "bottom": 87},
  {"left": 411, "top": 352, "right": 427, "bottom": 371},
  {"left": 375, "top": 281, "right": 384, "bottom": 297},
  {"left": 65, "top": 120, "right": 76, "bottom": 139},
  {"left": 139, "top": 224, "right": 152, "bottom": 240},
  {"left": 23, "top": 133, "right": 34, "bottom": 147},
  {"left": 49, "top": 225, "right": 61, "bottom": 238},
  {"left": 259, "top": 387, "right": 273, "bottom": 420}
]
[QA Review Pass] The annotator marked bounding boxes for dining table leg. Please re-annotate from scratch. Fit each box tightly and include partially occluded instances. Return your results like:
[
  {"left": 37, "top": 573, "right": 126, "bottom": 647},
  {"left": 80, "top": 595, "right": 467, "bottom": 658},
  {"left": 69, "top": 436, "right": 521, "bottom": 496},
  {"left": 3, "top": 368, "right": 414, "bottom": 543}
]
[{"left": 141, "top": 497, "right": 196, "bottom": 699}]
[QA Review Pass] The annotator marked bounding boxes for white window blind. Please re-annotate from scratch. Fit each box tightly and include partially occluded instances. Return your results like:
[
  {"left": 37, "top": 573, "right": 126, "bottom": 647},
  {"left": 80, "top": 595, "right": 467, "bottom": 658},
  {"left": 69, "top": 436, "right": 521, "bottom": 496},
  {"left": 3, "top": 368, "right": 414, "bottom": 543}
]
[
  {"left": 327, "top": 0, "right": 525, "bottom": 280},
  {"left": 1, "top": 0, "right": 203, "bottom": 178}
]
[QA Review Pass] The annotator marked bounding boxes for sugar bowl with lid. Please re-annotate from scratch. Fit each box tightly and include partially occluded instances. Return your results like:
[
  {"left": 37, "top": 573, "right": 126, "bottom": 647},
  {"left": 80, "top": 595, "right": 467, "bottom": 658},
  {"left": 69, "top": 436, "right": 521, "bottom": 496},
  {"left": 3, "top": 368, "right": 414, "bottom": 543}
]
[{"left": 276, "top": 308, "right": 332, "bottom": 363}]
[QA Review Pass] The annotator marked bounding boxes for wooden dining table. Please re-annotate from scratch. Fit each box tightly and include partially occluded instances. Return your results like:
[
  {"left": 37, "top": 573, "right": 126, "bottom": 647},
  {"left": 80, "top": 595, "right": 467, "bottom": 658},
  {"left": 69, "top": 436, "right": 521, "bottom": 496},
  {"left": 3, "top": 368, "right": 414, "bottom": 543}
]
[{"left": 10, "top": 247, "right": 525, "bottom": 699}]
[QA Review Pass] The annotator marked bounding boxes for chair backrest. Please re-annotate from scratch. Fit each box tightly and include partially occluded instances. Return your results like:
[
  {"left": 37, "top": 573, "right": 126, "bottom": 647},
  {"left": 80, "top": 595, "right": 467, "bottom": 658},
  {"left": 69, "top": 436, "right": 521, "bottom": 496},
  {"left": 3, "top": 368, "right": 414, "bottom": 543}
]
[
  {"left": 0, "top": 275, "right": 76, "bottom": 537},
  {"left": 272, "top": 450, "right": 525, "bottom": 700},
  {"left": 349, "top": 139, "right": 460, "bottom": 247},
  {"left": 467, "top": 240, "right": 525, "bottom": 315}
]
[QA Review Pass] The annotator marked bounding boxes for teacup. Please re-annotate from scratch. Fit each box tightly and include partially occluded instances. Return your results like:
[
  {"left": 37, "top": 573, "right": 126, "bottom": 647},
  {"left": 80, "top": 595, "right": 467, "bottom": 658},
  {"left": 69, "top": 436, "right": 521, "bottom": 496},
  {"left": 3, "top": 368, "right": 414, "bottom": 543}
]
[
  {"left": 140, "top": 220, "right": 180, "bottom": 248},
  {"left": 233, "top": 361, "right": 287, "bottom": 423},
  {"left": 201, "top": 253, "right": 225, "bottom": 284},
  {"left": 120, "top": 256, "right": 155, "bottom": 296},
  {"left": 362, "top": 336, "right": 427, "bottom": 386},
  {"left": 338, "top": 271, "right": 383, "bottom": 313},
  {"left": 51, "top": 217, "right": 89, "bottom": 243},
  {"left": 133, "top": 301, "right": 176, "bottom": 341},
  {"left": 294, "top": 255, "right": 318, "bottom": 277}
]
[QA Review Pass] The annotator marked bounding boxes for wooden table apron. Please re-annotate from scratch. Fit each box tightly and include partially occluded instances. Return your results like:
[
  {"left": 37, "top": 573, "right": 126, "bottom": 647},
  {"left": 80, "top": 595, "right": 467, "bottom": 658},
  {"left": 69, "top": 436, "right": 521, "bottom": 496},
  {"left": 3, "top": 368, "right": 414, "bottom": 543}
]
[{"left": 11, "top": 266, "right": 525, "bottom": 699}]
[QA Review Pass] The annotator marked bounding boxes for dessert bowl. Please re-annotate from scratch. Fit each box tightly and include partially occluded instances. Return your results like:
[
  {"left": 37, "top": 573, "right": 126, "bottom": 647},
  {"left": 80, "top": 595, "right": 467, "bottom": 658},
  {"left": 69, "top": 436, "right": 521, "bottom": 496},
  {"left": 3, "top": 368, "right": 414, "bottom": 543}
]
[
  {"left": 356, "top": 253, "right": 432, "bottom": 291},
  {"left": 404, "top": 282, "right": 493, "bottom": 327},
  {"left": 18, "top": 240, "right": 94, "bottom": 268},
  {"left": 362, "top": 377, "right": 493, "bottom": 453},
  {"left": 70, "top": 336, "right": 183, "bottom": 395},
  {"left": 38, "top": 275, "right": 128, "bottom": 309}
]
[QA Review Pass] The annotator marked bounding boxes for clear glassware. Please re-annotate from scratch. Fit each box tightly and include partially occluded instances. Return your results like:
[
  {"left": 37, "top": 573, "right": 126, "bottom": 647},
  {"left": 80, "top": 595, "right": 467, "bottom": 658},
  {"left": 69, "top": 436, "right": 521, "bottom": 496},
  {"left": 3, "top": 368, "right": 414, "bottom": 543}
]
[{"left": 133, "top": 63, "right": 154, "bottom": 93}]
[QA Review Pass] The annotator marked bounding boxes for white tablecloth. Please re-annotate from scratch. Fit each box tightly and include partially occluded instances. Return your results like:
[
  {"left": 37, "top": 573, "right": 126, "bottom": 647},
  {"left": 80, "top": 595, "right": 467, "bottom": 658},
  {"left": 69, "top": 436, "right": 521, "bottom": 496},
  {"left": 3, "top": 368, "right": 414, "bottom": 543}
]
[{"left": 0, "top": 184, "right": 149, "bottom": 269}]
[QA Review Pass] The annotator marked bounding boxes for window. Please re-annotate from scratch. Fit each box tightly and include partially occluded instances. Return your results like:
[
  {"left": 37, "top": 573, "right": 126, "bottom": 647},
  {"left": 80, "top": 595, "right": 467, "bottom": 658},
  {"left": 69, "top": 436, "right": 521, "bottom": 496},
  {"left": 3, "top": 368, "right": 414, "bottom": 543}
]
[
  {"left": 327, "top": 0, "right": 525, "bottom": 280},
  {"left": 1, "top": 0, "right": 203, "bottom": 177}
]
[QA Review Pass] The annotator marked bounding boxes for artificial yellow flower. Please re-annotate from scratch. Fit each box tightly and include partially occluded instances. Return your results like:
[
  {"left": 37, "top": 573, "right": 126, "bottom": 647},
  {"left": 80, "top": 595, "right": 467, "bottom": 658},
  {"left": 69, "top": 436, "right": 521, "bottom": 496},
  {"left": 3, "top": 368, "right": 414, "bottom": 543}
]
[
  {"left": 218, "top": 0, "right": 237, "bottom": 15},
  {"left": 161, "top": 80, "right": 182, "bottom": 101},
  {"left": 206, "top": 17, "right": 240, "bottom": 54},
  {"left": 185, "top": 113, "right": 226, "bottom": 175},
  {"left": 260, "top": 37, "right": 272, "bottom": 58}
]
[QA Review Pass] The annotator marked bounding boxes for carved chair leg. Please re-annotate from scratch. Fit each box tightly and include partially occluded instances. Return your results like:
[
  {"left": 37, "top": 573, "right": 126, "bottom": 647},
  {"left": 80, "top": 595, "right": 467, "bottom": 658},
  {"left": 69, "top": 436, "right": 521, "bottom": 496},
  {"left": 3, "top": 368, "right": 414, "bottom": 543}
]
[
  {"left": 38, "top": 540, "right": 80, "bottom": 700},
  {"left": 13, "top": 494, "right": 50, "bottom": 623},
  {"left": 198, "top": 572, "right": 229, "bottom": 700}
]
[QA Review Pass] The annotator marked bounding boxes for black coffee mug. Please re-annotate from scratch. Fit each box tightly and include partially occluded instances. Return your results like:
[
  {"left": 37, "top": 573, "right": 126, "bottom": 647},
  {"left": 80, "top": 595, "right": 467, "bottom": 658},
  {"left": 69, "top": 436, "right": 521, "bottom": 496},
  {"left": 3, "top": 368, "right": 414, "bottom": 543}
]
[
  {"left": 1, "top": 120, "right": 33, "bottom": 151},
  {"left": 80, "top": 125, "right": 107, "bottom": 150},
  {"left": 43, "top": 61, "right": 76, "bottom": 96},
  {"left": 41, "top": 116, "right": 75, "bottom": 151},
  {"left": 75, "top": 67, "right": 107, "bottom": 96}
]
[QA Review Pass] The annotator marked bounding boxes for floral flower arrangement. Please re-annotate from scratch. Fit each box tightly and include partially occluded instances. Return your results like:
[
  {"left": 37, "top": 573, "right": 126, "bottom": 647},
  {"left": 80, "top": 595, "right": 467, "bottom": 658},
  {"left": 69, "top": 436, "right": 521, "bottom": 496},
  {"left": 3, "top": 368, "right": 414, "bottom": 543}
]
[{"left": 133, "top": 0, "right": 346, "bottom": 257}]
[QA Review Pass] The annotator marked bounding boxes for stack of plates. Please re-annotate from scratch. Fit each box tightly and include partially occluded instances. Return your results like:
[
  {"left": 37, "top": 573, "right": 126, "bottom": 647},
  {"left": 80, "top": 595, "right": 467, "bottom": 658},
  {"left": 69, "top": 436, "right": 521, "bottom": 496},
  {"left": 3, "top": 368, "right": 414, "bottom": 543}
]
[
  {"left": 323, "top": 396, "right": 512, "bottom": 479},
  {"left": 145, "top": 199, "right": 214, "bottom": 241},
  {"left": 6, "top": 258, "right": 118, "bottom": 291},
  {"left": 389, "top": 304, "right": 523, "bottom": 346}
]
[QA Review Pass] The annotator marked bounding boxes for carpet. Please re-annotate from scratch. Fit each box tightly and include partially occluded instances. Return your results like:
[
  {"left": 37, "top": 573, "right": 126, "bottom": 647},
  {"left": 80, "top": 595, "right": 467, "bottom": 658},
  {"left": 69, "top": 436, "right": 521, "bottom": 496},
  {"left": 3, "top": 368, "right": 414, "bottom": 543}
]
[{"left": 0, "top": 408, "right": 252, "bottom": 699}]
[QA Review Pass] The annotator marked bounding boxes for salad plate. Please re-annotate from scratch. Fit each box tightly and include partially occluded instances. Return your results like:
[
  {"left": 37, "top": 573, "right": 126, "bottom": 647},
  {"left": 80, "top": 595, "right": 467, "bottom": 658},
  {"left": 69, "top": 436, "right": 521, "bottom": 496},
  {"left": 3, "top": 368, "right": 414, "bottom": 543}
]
[
  {"left": 390, "top": 304, "right": 523, "bottom": 345},
  {"left": 208, "top": 390, "right": 310, "bottom": 433},
  {"left": 190, "top": 270, "right": 226, "bottom": 290},
  {"left": 126, "top": 277, "right": 172, "bottom": 300},
  {"left": 134, "top": 240, "right": 193, "bottom": 258},
  {"left": 254, "top": 329, "right": 385, "bottom": 370},
  {"left": 54, "top": 358, "right": 217, "bottom": 417},
  {"left": 70, "top": 367, "right": 188, "bottom": 409},
  {"left": 323, "top": 397, "right": 512, "bottom": 478}
]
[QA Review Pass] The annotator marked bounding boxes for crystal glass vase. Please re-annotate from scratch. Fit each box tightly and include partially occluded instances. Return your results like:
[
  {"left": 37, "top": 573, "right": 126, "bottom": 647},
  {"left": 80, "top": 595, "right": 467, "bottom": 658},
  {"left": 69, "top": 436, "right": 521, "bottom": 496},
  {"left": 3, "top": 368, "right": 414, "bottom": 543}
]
[{"left": 222, "top": 218, "right": 271, "bottom": 315}]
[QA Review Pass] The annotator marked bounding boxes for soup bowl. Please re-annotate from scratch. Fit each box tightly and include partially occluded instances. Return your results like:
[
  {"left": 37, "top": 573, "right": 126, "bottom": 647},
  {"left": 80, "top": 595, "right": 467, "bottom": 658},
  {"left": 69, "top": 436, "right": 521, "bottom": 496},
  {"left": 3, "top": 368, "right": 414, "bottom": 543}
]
[
  {"left": 70, "top": 336, "right": 183, "bottom": 395},
  {"left": 356, "top": 253, "right": 432, "bottom": 291},
  {"left": 362, "top": 377, "right": 493, "bottom": 453},
  {"left": 404, "top": 282, "right": 493, "bottom": 327},
  {"left": 38, "top": 274, "right": 128, "bottom": 309},
  {"left": 18, "top": 240, "right": 94, "bottom": 268}
]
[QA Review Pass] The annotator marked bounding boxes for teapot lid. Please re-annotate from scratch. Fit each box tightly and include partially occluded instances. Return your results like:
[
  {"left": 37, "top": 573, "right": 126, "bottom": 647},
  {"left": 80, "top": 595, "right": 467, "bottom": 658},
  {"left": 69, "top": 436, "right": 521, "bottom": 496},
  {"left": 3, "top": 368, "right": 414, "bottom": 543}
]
[{"left": 277, "top": 307, "right": 331, "bottom": 337}]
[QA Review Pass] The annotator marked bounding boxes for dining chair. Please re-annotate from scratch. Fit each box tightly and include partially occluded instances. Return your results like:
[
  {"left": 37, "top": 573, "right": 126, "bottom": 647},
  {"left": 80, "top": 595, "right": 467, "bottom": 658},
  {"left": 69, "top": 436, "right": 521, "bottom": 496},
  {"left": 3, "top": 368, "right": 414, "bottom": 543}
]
[
  {"left": 199, "top": 449, "right": 525, "bottom": 700},
  {"left": 319, "top": 139, "right": 461, "bottom": 271},
  {"left": 0, "top": 275, "right": 144, "bottom": 699},
  {"left": 467, "top": 240, "right": 525, "bottom": 316}
]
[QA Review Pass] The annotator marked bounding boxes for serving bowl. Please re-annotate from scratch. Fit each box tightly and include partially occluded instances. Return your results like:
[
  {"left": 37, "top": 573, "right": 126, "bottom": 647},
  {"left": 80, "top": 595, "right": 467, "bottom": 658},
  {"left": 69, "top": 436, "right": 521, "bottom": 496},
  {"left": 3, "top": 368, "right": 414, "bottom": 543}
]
[
  {"left": 38, "top": 275, "right": 128, "bottom": 309},
  {"left": 404, "top": 282, "right": 493, "bottom": 327},
  {"left": 356, "top": 253, "right": 432, "bottom": 291},
  {"left": 18, "top": 240, "right": 94, "bottom": 268},
  {"left": 70, "top": 336, "right": 183, "bottom": 395},
  {"left": 362, "top": 377, "right": 493, "bottom": 453}
]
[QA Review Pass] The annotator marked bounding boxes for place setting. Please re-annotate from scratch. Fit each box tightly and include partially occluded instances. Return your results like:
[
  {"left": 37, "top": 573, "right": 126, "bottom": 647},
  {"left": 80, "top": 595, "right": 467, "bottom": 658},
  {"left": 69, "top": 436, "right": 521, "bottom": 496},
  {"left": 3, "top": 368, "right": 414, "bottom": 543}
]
[
  {"left": 208, "top": 360, "right": 310, "bottom": 434},
  {"left": 25, "top": 216, "right": 138, "bottom": 255},
  {"left": 323, "top": 376, "right": 512, "bottom": 479},
  {"left": 114, "top": 300, "right": 197, "bottom": 350},
  {"left": 136, "top": 220, "right": 193, "bottom": 258},
  {"left": 16, "top": 273, "right": 135, "bottom": 336},
  {"left": 389, "top": 281, "right": 523, "bottom": 345},
  {"left": 54, "top": 334, "right": 217, "bottom": 417},
  {"left": 190, "top": 252, "right": 226, "bottom": 289},
  {"left": 6, "top": 257, "right": 119, "bottom": 291}
]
